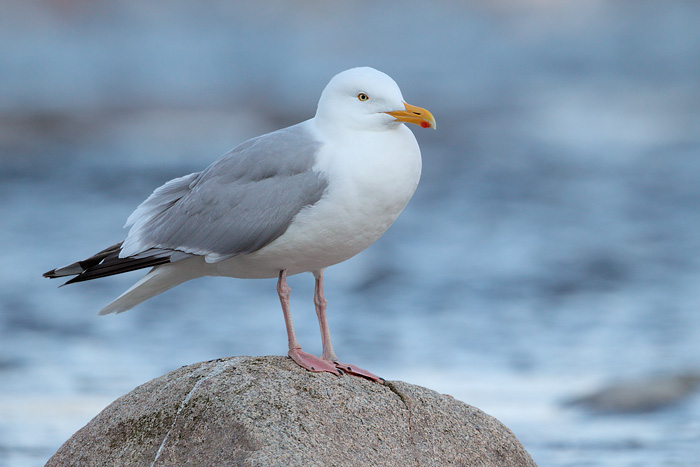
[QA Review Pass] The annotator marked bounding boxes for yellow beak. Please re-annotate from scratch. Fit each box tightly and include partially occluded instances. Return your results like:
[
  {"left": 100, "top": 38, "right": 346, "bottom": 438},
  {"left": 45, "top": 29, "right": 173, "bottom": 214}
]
[{"left": 385, "top": 102, "right": 436, "bottom": 129}]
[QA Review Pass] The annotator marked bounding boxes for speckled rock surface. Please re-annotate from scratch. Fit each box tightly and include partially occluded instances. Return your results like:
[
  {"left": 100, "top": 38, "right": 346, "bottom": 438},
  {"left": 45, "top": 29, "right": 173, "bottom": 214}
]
[{"left": 46, "top": 356, "right": 537, "bottom": 467}]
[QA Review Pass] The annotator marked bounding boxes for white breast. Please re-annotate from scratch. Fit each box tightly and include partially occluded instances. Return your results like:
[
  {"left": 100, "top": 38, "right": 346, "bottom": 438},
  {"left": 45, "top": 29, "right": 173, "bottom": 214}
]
[{"left": 212, "top": 123, "right": 422, "bottom": 279}]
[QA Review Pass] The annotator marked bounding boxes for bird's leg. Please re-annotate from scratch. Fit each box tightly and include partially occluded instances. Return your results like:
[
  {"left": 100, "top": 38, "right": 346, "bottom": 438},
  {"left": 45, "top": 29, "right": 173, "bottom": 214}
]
[
  {"left": 277, "top": 269, "right": 340, "bottom": 376},
  {"left": 277, "top": 269, "right": 299, "bottom": 352},
  {"left": 312, "top": 270, "right": 382, "bottom": 382},
  {"left": 313, "top": 269, "right": 338, "bottom": 362}
]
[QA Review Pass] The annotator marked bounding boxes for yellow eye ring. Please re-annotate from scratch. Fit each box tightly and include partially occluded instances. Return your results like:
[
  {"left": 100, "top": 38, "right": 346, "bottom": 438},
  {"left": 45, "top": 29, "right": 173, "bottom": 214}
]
[{"left": 357, "top": 93, "right": 369, "bottom": 101}]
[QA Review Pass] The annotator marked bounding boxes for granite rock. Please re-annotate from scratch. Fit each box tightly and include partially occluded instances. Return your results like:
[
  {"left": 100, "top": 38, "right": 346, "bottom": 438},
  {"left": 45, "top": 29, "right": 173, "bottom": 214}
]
[{"left": 47, "top": 356, "right": 536, "bottom": 466}]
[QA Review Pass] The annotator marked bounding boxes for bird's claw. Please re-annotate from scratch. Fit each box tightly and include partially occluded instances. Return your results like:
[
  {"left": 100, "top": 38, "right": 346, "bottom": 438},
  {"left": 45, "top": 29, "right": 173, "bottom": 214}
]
[{"left": 334, "top": 361, "right": 382, "bottom": 382}]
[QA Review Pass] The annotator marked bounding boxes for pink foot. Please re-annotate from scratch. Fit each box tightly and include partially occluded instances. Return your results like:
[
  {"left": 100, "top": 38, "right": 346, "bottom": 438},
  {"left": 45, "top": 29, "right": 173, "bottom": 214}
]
[
  {"left": 334, "top": 361, "right": 382, "bottom": 382},
  {"left": 288, "top": 348, "right": 342, "bottom": 376}
]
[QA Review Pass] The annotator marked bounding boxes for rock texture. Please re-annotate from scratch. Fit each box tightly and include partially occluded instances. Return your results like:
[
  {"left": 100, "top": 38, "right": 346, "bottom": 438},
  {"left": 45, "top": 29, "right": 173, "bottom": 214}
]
[{"left": 47, "top": 356, "right": 536, "bottom": 467}]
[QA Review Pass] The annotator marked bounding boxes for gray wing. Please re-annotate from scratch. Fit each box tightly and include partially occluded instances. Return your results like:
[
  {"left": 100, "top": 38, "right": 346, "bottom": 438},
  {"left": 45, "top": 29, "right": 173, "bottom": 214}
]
[{"left": 120, "top": 123, "right": 328, "bottom": 261}]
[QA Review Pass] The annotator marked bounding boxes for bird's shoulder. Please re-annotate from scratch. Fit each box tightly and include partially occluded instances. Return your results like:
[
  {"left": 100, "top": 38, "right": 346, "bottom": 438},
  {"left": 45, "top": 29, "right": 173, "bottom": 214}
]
[{"left": 198, "top": 120, "right": 323, "bottom": 186}]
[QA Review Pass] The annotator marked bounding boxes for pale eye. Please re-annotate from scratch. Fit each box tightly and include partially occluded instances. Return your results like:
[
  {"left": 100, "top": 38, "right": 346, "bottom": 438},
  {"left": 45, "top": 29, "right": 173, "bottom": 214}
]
[{"left": 357, "top": 92, "right": 369, "bottom": 101}]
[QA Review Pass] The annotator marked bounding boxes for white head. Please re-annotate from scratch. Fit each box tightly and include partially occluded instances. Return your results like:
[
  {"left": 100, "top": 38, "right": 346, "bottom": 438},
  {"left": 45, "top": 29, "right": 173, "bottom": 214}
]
[{"left": 314, "top": 67, "right": 435, "bottom": 133}]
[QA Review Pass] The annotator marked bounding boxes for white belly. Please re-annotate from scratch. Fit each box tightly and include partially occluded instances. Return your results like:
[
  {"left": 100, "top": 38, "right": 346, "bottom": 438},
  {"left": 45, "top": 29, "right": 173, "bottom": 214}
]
[{"left": 209, "top": 124, "right": 422, "bottom": 279}]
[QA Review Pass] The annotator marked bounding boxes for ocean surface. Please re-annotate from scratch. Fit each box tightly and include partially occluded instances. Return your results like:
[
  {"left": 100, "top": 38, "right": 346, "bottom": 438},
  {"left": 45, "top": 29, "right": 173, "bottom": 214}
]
[{"left": 1, "top": 1, "right": 699, "bottom": 465}]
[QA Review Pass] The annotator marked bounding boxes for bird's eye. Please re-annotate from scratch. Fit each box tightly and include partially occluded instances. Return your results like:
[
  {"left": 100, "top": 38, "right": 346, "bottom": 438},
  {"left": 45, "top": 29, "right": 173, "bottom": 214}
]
[{"left": 357, "top": 93, "right": 369, "bottom": 101}]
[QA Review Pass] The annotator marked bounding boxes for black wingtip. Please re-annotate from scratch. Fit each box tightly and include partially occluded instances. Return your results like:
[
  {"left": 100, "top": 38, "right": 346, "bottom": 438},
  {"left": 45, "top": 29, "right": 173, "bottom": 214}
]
[
  {"left": 43, "top": 241, "right": 172, "bottom": 286},
  {"left": 43, "top": 268, "right": 75, "bottom": 287},
  {"left": 42, "top": 242, "right": 125, "bottom": 281},
  {"left": 43, "top": 263, "right": 83, "bottom": 278},
  {"left": 61, "top": 274, "right": 89, "bottom": 286}
]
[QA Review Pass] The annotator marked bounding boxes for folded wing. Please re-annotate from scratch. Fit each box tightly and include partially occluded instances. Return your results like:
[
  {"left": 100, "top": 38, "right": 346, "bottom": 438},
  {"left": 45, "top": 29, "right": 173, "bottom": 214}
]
[{"left": 45, "top": 122, "right": 328, "bottom": 284}]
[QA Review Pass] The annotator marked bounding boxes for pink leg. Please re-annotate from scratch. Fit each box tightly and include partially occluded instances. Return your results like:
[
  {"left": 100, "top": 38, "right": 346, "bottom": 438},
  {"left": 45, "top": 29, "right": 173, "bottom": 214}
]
[
  {"left": 313, "top": 270, "right": 382, "bottom": 382},
  {"left": 313, "top": 269, "right": 337, "bottom": 361},
  {"left": 277, "top": 270, "right": 340, "bottom": 375}
]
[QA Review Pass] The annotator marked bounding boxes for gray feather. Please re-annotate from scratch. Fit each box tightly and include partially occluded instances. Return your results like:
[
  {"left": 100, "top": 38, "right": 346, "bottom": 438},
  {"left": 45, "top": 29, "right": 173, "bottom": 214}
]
[{"left": 120, "top": 122, "right": 327, "bottom": 260}]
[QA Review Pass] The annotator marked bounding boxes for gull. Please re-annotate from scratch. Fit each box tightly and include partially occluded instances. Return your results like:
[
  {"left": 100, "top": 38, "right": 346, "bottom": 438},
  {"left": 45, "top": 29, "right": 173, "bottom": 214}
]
[{"left": 44, "top": 67, "right": 436, "bottom": 381}]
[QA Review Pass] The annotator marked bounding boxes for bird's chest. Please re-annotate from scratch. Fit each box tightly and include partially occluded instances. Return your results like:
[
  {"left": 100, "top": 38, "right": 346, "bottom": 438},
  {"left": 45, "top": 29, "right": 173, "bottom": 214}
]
[
  {"left": 306, "top": 132, "right": 422, "bottom": 251},
  {"left": 332, "top": 160, "right": 418, "bottom": 232}
]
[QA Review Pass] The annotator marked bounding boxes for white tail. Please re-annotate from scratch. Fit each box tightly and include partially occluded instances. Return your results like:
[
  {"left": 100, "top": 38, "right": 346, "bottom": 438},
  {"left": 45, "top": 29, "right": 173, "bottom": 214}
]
[{"left": 99, "top": 261, "right": 202, "bottom": 315}]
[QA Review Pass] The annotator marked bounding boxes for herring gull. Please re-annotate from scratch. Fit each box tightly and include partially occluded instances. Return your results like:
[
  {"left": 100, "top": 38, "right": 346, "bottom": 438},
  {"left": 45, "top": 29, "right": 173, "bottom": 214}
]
[{"left": 44, "top": 67, "right": 436, "bottom": 381}]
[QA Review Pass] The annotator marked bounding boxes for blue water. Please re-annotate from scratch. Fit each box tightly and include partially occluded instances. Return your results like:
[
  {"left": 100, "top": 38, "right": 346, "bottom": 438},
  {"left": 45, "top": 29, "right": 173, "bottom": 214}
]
[{"left": 1, "top": 1, "right": 700, "bottom": 465}]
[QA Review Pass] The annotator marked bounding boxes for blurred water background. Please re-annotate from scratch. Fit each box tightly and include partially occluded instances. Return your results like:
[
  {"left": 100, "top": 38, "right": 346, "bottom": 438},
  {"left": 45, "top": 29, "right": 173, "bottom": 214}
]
[{"left": 1, "top": 1, "right": 700, "bottom": 465}]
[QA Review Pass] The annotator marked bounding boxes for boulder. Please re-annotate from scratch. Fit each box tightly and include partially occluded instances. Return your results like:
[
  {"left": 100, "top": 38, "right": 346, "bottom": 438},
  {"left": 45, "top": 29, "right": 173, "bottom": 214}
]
[{"left": 47, "top": 356, "right": 536, "bottom": 466}]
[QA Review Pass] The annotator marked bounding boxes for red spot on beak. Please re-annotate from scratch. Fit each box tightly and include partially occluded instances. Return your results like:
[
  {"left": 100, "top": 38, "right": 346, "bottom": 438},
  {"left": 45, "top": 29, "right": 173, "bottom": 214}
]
[{"left": 420, "top": 121, "right": 430, "bottom": 128}]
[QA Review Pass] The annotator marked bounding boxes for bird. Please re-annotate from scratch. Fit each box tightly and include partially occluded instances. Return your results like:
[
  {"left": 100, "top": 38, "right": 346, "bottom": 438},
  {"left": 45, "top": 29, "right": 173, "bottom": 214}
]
[{"left": 44, "top": 67, "right": 435, "bottom": 381}]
